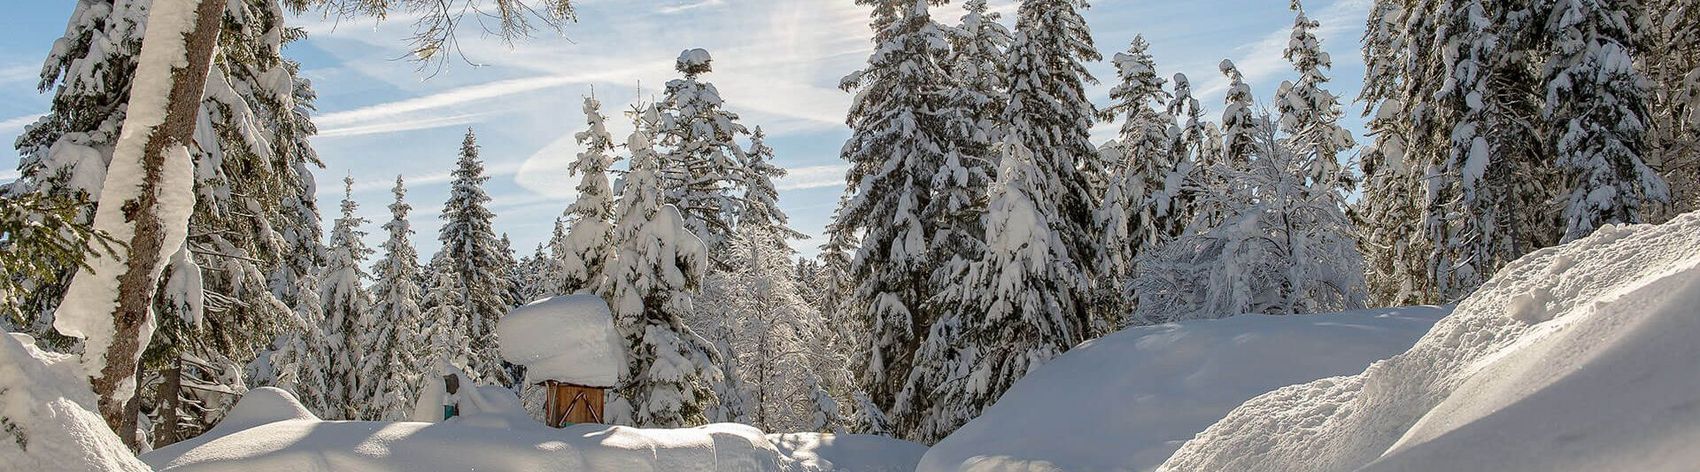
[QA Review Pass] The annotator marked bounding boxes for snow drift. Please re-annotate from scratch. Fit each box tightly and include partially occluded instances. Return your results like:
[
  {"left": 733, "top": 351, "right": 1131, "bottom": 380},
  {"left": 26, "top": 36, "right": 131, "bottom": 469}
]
[
  {"left": 0, "top": 333, "right": 151, "bottom": 472},
  {"left": 1159, "top": 212, "right": 1700, "bottom": 472},
  {"left": 143, "top": 387, "right": 924, "bottom": 471},
  {"left": 918, "top": 306, "right": 1447, "bottom": 472}
]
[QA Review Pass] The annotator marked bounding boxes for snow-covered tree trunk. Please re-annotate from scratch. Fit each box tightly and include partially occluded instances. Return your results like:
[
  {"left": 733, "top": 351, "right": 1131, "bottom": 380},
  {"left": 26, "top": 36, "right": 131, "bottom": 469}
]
[{"left": 50, "top": 0, "right": 222, "bottom": 442}]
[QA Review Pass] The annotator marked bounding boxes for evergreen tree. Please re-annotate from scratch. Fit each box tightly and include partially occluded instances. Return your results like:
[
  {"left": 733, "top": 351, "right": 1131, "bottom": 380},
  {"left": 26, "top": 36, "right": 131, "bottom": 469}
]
[
  {"left": 1646, "top": 0, "right": 1700, "bottom": 218},
  {"left": 1003, "top": 0, "right": 1103, "bottom": 338},
  {"left": 657, "top": 49, "right": 748, "bottom": 255},
  {"left": 909, "top": 135, "right": 1087, "bottom": 443},
  {"left": 253, "top": 274, "right": 334, "bottom": 417},
  {"left": 368, "top": 177, "right": 427, "bottom": 420},
  {"left": 946, "top": 0, "right": 1012, "bottom": 142},
  {"left": 321, "top": 176, "right": 376, "bottom": 420},
  {"left": 736, "top": 127, "right": 805, "bottom": 244},
  {"left": 1544, "top": 0, "right": 1669, "bottom": 241},
  {"left": 1164, "top": 72, "right": 1210, "bottom": 238},
  {"left": 1275, "top": 0, "right": 1357, "bottom": 193},
  {"left": 601, "top": 109, "right": 719, "bottom": 428},
  {"left": 1218, "top": 59, "right": 1258, "bottom": 168},
  {"left": 434, "top": 129, "right": 515, "bottom": 387},
  {"left": 1095, "top": 36, "right": 1177, "bottom": 323},
  {"left": 552, "top": 96, "right": 618, "bottom": 295},
  {"left": 1354, "top": 0, "right": 1431, "bottom": 306},
  {"left": 830, "top": 0, "right": 967, "bottom": 425}
]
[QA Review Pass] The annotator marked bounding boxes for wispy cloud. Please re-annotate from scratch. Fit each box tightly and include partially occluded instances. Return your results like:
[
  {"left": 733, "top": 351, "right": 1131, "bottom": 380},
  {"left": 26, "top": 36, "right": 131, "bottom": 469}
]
[
  {"left": 778, "top": 164, "right": 850, "bottom": 191},
  {"left": 316, "top": 111, "right": 491, "bottom": 138},
  {"left": 1194, "top": 0, "right": 1370, "bottom": 101}
]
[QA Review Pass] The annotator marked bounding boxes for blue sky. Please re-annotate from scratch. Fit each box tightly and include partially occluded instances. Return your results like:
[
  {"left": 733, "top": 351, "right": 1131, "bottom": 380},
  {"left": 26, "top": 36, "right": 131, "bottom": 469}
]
[{"left": 0, "top": 0, "right": 1374, "bottom": 260}]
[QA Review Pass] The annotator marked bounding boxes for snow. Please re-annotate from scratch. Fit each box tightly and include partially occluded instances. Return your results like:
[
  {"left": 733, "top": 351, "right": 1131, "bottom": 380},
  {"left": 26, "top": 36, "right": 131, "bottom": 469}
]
[
  {"left": 0, "top": 333, "right": 151, "bottom": 472},
  {"left": 498, "top": 294, "right": 625, "bottom": 387},
  {"left": 918, "top": 306, "right": 1446, "bottom": 472},
  {"left": 142, "top": 387, "right": 917, "bottom": 471},
  {"left": 678, "top": 48, "right": 714, "bottom": 73},
  {"left": 1159, "top": 211, "right": 1700, "bottom": 472},
  {"left": 768, "top": 433, "right": 927, "bottom": 472}
]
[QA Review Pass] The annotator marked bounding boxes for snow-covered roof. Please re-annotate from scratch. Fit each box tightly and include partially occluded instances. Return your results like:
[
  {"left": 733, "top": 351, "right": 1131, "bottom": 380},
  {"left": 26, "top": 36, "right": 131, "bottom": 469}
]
[{"left": 497, "top": 294, "right": 623, "bottom": 388}]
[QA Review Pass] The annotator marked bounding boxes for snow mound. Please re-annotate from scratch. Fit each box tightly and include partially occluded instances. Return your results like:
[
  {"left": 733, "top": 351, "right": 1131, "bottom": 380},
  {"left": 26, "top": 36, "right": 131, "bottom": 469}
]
[
  {"left": 918, "top": 307, "right": 1447, "bottom": 472},
  {"left": 1159, "top": 212, "right": 1700, "bottom": 472},
  {"left": 499, "top": 294, "right": 624, "bottom": 387},
  {"left": 768, "top": 433, "right": 927, "bottom": 472},
  {"left": 0, "top": 333, "right": 151, "bottom": 472}
]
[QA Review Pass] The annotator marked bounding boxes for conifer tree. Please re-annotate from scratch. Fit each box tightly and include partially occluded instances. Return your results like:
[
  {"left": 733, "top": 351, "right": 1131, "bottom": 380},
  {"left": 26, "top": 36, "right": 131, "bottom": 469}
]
[
  {"left": 1003, "top": 0, "right": 1102, "bottom": 337},
  {"left": 552, "top": 96, "right": 619, "bottom": 295},
  {"left": 946, "top": 0, "right": 1012, "bottom": 142},
  {"left": 1276, "top": 0, "right": 1356, "bottom": 193},
  {"left": 368, "top": 177, "right": 427, "bottom": 420},
  {"left": 321, "top": 176, "right": 376, "bottom": 419},
  {"left": 601, "top": 109, "right": 718, "bottom": 428},
  {"left": 1095, "top": 37, "right": 1177, "bottom": 323},
  {"left": 1545, "top": 0, "right": 1668, "bottom": 241},
  {"left": 254, "top": 273, "right": 334, "bottom": 416},
  {"left": 830, "top": 0, "right": 968, "bottom": 423},
  {"left": 657, "top": 49, "right": 748, "bottom": 255},
  {"left": 1645, "top": 0, "right": 1699, "bottom": 218},
  {"left": 434, "top": 129, "right": 515, "bottom": 386}
]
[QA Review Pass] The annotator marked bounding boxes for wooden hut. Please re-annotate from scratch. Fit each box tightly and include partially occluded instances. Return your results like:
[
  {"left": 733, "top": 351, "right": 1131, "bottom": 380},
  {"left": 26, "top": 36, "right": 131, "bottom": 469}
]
[{"left": 499, "top": 294, "right": 625, "bottom": 428}]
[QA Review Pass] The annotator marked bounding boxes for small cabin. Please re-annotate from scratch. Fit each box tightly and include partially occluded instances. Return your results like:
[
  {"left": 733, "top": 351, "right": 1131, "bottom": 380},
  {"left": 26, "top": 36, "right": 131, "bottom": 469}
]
[
  {"left": 541, "top": 380, "right": 606, "bottom": 427},
  {"left": 498, "top": 294, "right": 625, "bottom": 428}
]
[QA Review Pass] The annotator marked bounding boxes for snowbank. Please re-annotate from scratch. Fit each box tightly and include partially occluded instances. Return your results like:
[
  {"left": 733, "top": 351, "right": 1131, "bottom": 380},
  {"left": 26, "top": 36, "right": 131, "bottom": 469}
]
[
  {"left": 499, "top": 294, "right": 624, "bottom": 387},
  {"left": 768, "top": 432, "right": 927, "bottom": 472},
  {"left": 1159, "top": 212, "right": 1700, "bottom": 472},
  {"left": 144, "top": 387, "right": 918, "bottom": 471},
  {"left": 918, "top": 307, "right": 1446, "bottom": 472},
  {"left": 0, "top": 333, "right": 151, "bottom": 472}
]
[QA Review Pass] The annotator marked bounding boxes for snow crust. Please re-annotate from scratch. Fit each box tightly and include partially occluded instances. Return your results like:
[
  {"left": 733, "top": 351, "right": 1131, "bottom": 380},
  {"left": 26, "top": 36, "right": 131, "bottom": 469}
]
[
  {"left": 498, "top": 294, "right": 624, "bottom": 387},
  {"left": 142, "top": 388, "right": 918, "bottom": 471},
  {"left": 1159, "top": 211, "right": 1700, "bottom": 472},
  {"left": 918, "top": 307, "right": 1446, "bottom": 472},
  {"left": 0, "top": 333, "right": 151, "bottom": 472}
]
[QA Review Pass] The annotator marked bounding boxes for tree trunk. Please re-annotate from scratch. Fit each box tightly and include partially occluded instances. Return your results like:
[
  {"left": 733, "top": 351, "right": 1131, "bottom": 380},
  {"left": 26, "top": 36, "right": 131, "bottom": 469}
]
[
  {"left": 153, "top": 361, "right": 184, "bottom": 448},
  {"left": 88, "top": 0, "right": 223, "bottom": 441}
]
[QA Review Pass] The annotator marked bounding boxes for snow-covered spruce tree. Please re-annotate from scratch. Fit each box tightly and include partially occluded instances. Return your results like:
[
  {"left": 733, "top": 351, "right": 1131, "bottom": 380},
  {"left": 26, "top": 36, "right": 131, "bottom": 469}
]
[
  {"left": 1095, "top": 36, "right": 1177, "bottom": 323},
  {"left": 1134, "top": 118, "right": 1365, "bottom": 323},
  {"left": 551, "top": 95, "right": 619, "bottom": 296},
  {"left": 433, "top": 129, "right": 515, "bottom": 387},
  {"left": 946, "top": 0, "right": 1012, "bottom": 143},
  {"left": 3, "top": 0, "right": 147, "bottom": 338},
  {"left": 419, "top": 262, "right": 476, "bottom": 380},
  {"left": 1003, "top": 0, "right": 1103, "bottom": 337},
  {"left": 601, "top": 109, "right": 718, "bottom": 428},
  {"left": 320, "top": 176, "right": 376, "bottom": 420},
  {"left": 657, "top": 49, "right": 748, "bottom": 256},
  {"left": 1163, "top": 72, "right": 1209, "bottom": 239},
  {"left": 1645, "top": 0, "right": 1700, "bottom": 218},
  {"left": 367, "top": 177, "right": 427, "bottom": 421},
  {"left": 1218, "top": 59, "right": 1258, "bottom": 170},
  {"left": 830, "top": 0, "right": 969, "bottom": 428},
  {"left": 910, "top": 135, "right": 1089, "bottom": 443},
  {"left": 253, "top": 273, "right": 334, "bottom": 417},
  {"left": 1276, "top": 0, "right": 1357, "bottom": 193},
  {"left": 1353, "top": 0, "right": 1430, "bottom": 307},
  {"left": 1544, "top": 0, "right": 1668, "bottom": 241},
  {"left": 736, "top": 127, "right": 805, "bottom": 244}
]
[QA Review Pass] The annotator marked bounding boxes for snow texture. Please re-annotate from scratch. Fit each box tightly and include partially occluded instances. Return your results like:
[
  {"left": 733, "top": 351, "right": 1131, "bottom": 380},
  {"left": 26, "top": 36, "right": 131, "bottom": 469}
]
[
  {"left": 768, "top": 433, "right": 928, "bottom": 472},
  {"left": 499, "top": 294, "right": 625, "bottom": 387},
  {"left": 142, "top": 386, "right": 916, "bottom": 471},
  {"left": 917, "top": 307, "right": 1445, "bottom": 472},
  {"left": 0, "top": 333, "right": 151, "bottom": 472},
  {"left": 1160, "top": 211, "right": 1700, "bottom": 472}
]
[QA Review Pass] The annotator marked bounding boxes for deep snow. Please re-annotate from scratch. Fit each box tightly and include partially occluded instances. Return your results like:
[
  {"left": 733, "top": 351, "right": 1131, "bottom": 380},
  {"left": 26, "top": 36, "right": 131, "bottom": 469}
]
[
  {"left": 0, "top": 333, "right": 151, "bottom": 472},
  {"left": 499, "top": 294, "right": 625, "bottom": 387},
  {"left": 142, "top": 387, "right": 926, "bottom": 471},
  {"left": 918, "top": 306, "right": 1447, "bottom": 472},
  {"left": 1158, "top": 212, "right": 1700, "bottom": 471}
]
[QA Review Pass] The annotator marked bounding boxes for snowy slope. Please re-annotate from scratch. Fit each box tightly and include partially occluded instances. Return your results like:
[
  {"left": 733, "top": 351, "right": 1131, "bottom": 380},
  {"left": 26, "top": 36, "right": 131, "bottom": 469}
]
[
  {"left": 918, "top": 306, "right": 1447, "bottom": 472},
  {"left": 1159, "top": 212, "right": 1700, "bottom": 472},
  {"left": 0, "top": 333, "right": 151, "bottom": 472},
  {"left": 143, "top": 387, "right": 925, "bottom": 471}
]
